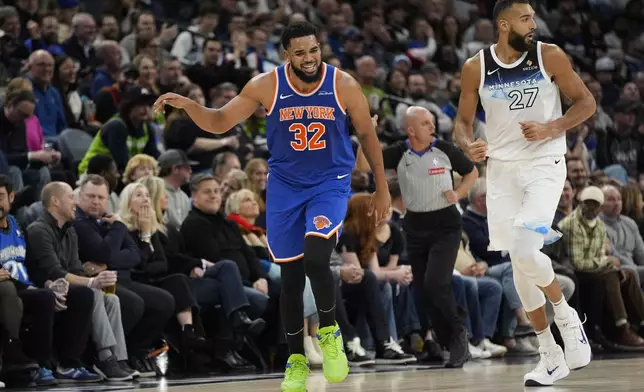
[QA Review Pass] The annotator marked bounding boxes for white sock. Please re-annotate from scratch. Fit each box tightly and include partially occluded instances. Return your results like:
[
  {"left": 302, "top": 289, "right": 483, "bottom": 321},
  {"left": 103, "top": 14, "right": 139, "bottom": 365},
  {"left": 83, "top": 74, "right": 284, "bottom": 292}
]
[
  {"left": 536, "top": 327, "right": 557, "bottom": 348},
  {"left": 552, "top": 296, "right": 571, "bottom": 319}
]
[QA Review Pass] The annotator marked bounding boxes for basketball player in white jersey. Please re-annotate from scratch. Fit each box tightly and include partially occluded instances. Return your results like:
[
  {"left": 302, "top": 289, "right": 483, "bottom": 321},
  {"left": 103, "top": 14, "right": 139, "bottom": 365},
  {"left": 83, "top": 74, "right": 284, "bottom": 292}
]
[{"left": 454, "top": 0, "right": 596, "bottom": 387}]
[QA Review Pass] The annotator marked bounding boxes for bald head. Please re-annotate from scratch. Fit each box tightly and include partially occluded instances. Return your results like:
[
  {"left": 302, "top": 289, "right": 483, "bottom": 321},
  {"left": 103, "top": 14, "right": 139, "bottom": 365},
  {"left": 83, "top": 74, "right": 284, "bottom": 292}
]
[
  {"left": 403, "top": 106, "right": 435, "bottom": 142},
  {"left": 601, "top": 184, "right": 622, "bottom": 217},
  {"left": 42, "top": 182, "right": 71, "bottom": 209},
  {"left": 28, "top": 50, "right": 54, "bottom": 85}
]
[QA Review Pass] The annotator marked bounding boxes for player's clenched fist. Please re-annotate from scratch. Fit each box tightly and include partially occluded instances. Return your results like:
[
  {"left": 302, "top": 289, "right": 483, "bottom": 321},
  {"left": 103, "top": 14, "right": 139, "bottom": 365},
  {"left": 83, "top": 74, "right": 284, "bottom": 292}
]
[
  {"left": 466, "top": 139, "right": 487, "bottom": 162},
  {"left": 153, "top": 93, "right": 193, "bottom": 115}
]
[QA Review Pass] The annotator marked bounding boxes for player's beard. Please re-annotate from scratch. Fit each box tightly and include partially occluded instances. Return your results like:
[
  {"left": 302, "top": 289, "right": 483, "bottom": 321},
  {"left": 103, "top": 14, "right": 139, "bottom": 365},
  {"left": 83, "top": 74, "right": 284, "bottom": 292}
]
[
  {"left": 291, "top": 62, "right": 323, "bottom": 84},
  {"left": 508, "top": 29, "right": 534, "bottom": 52}
]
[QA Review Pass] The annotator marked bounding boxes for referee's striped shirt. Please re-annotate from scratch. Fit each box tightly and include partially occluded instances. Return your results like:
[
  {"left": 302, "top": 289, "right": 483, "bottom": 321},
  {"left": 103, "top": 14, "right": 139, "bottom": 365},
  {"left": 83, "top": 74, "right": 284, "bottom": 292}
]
[{"left": 383, "top": 139, "right": 475, "bottom": 214}]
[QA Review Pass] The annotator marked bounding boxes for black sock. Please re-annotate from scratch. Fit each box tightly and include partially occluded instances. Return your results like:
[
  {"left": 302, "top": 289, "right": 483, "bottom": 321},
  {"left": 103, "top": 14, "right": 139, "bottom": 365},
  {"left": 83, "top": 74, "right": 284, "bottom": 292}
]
[
  {"left": 280, "top": 260, "right": 306, "bottom": 355},
  {"left": 304, "top": 235, "right": 337, "bottom": 328}
]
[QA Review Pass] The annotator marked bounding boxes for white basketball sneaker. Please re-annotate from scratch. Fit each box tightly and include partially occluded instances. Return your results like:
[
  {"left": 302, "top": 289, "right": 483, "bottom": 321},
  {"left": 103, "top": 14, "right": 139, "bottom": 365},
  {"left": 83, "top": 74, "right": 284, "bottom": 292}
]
[
  {"left": 555, "top": 308, "right": 592, "bottom": 370},
  {"left": 524, "top": 345, "right": 570, "bottom": 387}
]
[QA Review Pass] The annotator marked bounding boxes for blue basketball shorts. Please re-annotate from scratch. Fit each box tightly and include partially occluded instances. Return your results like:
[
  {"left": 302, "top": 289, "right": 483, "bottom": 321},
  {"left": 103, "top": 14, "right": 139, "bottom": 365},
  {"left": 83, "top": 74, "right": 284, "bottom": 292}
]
[{"left": 266, "top": 175, "right": 350, "bottom": 263}]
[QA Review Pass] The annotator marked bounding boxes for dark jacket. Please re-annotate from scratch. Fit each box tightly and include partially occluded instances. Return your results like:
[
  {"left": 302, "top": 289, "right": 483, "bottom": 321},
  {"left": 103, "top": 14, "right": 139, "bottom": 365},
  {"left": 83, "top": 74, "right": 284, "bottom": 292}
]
[
  {"left": 159, "top": 226, "right": 202, "bottom": 276},
  {"left": 462, "top": 208, "right": 509, "bottom": 267},
  {"left": 127, "top": 230, "right": 168, "bottom": 282},
  {"left": 0, "top": 109, "right": 30, "bottom": 169},
  {"left": 72, "top": 208, "right": 141, "bottom": 279},
  {"left": 25, "top": 211, "right": 84, "bottom": 287},
  {"left": 180, "top": 207, "right": 266, "bottom": 286}
]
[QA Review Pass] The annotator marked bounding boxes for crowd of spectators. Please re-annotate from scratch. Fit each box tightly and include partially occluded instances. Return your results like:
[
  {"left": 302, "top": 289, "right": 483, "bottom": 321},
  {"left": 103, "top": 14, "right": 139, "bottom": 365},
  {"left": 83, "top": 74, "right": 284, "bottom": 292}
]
[{"left": 1, "top": 0, "right": 644, "bottom": 387}]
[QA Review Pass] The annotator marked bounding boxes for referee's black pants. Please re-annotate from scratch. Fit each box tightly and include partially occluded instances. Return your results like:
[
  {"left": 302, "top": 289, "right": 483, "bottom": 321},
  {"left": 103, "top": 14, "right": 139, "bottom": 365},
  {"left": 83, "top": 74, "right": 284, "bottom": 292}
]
[{"left": 405, "top": 207, "right": 465, "bottom": 347}]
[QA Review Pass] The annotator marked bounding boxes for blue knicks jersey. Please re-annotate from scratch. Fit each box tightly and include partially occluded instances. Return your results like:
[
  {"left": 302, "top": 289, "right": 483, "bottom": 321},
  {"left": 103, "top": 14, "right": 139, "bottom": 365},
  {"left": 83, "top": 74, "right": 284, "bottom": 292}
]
[{"left": 265, "top": 63, "right": 354, "bottom": 187}]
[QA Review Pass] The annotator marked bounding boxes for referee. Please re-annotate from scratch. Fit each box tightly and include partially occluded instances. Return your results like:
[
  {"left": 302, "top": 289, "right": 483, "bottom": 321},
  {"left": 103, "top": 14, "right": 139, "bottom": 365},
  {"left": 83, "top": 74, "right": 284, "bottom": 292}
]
[{"left": 356, "top": 106, "right": 478, "bottom": 368}]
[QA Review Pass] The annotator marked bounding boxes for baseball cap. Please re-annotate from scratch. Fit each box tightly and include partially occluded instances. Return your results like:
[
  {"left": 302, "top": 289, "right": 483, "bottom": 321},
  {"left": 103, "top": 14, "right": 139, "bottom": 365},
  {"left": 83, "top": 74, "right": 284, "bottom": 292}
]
[
  {"left": 120, "top": 85, "right": 156, "bottom": 111},
  {"left": 579, "top": 186, "right": 604, "bottom": 205},
  {"left": 158, "top": 149, "right": 198, "bottom": 169},
  {"left": 392, "top": 54, "right": 411, "bottom": 67}
]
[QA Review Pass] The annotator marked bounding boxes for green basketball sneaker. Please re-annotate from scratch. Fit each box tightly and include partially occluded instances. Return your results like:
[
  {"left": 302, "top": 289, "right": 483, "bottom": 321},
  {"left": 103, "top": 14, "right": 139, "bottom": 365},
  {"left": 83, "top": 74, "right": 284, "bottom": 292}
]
[
  {"left": 316, "top": 323, "right": 350, "bottom": 383},
  {"left": 281, "top": 354, "right": 310, "bottom": 392}
]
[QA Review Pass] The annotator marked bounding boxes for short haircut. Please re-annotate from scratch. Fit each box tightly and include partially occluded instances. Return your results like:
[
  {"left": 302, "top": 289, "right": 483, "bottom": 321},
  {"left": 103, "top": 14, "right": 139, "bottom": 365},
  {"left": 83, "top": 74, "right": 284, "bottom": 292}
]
[
  {"left": 387, "top": 177, "right": 401, "bottom": 200},
  {"left": 280, "top": 21, "right": 317, "bottom": 50},
  {"left": 202, "top": 37, "right": 221, "bottom": 51},
  {"left": 5, "top": 89, "right": 36, "bottom": 106},
  {"left": 0, "top": 175, "right": 13, "bottom": 195},
  {"left": 212, "top": 151, "right": 238, "bottom": 172},
  {"left": 80, "top": 174, "right": 109, "bottom": 192},
  {"left": 492, "top": 0, "right": 531, "bottom": 21},
  {"left": 41, "top": 182, "right": 67, "bottom": 208},
  {"left": 212, "top": 82, "right": 238, "bottom": 97},
  {"left": 0, "top": 6, "right": 18, "bottom": 26},
  {"left": 190, "top": 173, "right": 218, "bottom": 193},
  {"left": 468, "top": 178, "right": 487, "bottom": 203},
  {"left": 87, "top": 155, "right": 115, "bottom": 175}
]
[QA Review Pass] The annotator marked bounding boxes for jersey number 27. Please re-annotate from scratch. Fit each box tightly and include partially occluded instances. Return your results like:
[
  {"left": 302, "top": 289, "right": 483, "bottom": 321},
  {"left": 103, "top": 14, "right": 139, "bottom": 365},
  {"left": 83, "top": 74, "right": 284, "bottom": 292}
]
[
  {"left": 290, "top": 122, "right": 326, "bottom": 151},
  {"left": 508, "top": 87, "right": 539, "bottom": 111}
]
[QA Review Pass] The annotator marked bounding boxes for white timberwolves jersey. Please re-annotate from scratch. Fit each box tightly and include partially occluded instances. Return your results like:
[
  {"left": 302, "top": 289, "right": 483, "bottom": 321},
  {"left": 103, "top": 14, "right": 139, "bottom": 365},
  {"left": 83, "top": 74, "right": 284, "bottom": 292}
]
[{"left": 478, "top": 41, "right": 566, "bottom": 161}]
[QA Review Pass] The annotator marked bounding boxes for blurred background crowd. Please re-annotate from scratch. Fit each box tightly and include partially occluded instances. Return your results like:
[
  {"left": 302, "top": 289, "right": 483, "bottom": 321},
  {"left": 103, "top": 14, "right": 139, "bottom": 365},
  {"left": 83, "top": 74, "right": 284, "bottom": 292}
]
[{"left": 1, "top": 0, "right": 644, "bottom": 387}]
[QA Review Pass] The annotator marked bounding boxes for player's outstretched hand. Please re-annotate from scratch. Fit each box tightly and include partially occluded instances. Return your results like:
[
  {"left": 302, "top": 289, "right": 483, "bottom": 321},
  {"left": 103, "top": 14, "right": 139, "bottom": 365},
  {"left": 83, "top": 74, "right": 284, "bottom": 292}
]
[
  {"left": 153, "top": 93, "right": 193, "bottom": 115},
  {"left": 466, "top": 139, "right": 487, "bottom": 162},
  {"left": 520, "top": 121, "right": 555, "bottom": 141},
  {"left": 369, "top": 188, "right": 391, "bottom": 226}
]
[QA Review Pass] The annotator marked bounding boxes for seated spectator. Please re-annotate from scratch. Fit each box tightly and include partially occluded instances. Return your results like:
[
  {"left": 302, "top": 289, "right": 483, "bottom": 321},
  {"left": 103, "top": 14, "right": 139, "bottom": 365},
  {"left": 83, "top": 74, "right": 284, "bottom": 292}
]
[
  {"left": 78, "top": 86, "right": 160, "bottom": 175},
  {"left": 170, "top": 3, "right": 218, "bottom": 67},
  {"left": 554, "top": 179, "right": 575, "bottom": 226},
  {"left": 212, "top": 152, "right": 241, "bottom": 183},
  {"left": 567, "top": 157, "right": 590, "bottom": 202},
  {"left": 76, "top": 154, "right": 121, "bottom": 214},
  {"left": 557, "top": 186, "right": 644, "bottom": 347},
  {"left": 91, "top": 41, "right": 122, "bottom": 97},
  {"left": 122, "top": 153, "right": 158, "bottom": 186},
  {"left": 132, "top": 54, "right": 160, "bottom": 96},
  {"left": 158, "top": 150, "right": 194, "bottom": 231},
  {"left": 180, "top": 174, "right": 280, "bottom": 344},
  {"left": 454, "top": 231, "right": 507, "bottom": 359},
  {"left": 4, "top": 77, "right": 44, "bottom": 152},
  {"left": 25, "top": 182, "right": 106, "bottom": 383},
  {"left": 620, "top": 183, "right": 644, "bottom": 238},
  {"left": 601, "top": 185, "right": 644, "bottom": 285},
  {"left": 118, "top": 182, "right": 207, "bottom": 359},
  {"left": 224, "top": 188, "right": 321, "bottom": 364},
  {"left": 0, "top": 89, "right": 56, "bottom": 197},
  {"left": 0, "top": 174, "right": 54, "bottom": 386},
  {"left": 244, "top": 158, "right": 267, "bottom": 228},
  {"left": 71, "top": 175, "right": 173, "bottom": 377},
  {"left": 27, "top": 50, "right": 67, "bottom": 140},
  {"left": 164, "top": 83, "right": 241, "bottom": 174},
  {"left": 336, "top": 194, "right": 416, "bottom": 364},
  {"left": 137, "top": 176, "right": 265, "bottom": 367},
  {"left": 61, "top": 13, "right": 98, "bottom": 74},
  {"left": 52, "top": 56, "right": 96, "bottom": 132},
  {"left": 220, "top": 169, "right": 250, "bottom": 203},
  {"left": 93, "top": 67, "right": 138, "bottom": 124}
]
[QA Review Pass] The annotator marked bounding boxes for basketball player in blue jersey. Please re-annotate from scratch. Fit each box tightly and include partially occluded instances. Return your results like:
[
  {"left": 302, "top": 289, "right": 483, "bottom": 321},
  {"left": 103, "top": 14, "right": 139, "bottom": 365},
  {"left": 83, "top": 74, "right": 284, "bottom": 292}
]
[
  {"left": 454, "top": 0, "right": 596, "bottom": 387},
  {"left": 153, "top": 21, "right": 390, "bottom": 392}
]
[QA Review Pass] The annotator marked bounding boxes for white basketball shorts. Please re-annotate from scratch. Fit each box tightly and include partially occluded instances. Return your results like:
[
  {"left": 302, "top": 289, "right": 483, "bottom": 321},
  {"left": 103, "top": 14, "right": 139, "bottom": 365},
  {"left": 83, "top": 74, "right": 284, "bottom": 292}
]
[{"left": 486, "top": 156, "right": 567, "bottom": 251}]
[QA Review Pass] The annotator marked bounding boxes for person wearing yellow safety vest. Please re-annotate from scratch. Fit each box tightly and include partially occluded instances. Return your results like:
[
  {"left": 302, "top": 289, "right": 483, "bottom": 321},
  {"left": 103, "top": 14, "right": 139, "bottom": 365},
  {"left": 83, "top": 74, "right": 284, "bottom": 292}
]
[{"left": 78, "top": 86, "right": 160, "bottom": 176}]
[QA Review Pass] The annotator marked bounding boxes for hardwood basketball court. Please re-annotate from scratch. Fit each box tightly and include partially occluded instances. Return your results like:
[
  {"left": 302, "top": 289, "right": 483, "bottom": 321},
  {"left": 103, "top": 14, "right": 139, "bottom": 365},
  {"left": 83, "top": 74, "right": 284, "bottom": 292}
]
[{"left": 28, "top": 354, "right": 644, "bottom": 392}]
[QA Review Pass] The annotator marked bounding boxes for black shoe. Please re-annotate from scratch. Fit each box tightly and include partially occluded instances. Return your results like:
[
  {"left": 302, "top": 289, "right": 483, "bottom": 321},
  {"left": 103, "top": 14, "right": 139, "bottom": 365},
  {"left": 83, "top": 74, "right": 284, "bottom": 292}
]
[
  {"left": 231, "top": 310, "right": 266, "bottom": 336},
  {"left": 181, "top": 324, "right": 206, "bottom": 350},
  {"left": 118, "top": 360, "right": 139, "bottom": 378},
  {"left": 93, "top": 356, "right": 133, "bottom": 382},
  {"left": 445, "top": 328, "right": 470, "bottom": 368},
  {"left": 128, "top": 356, "right": 157, "bottom": 378},
  {"left": 2, "top": 338, "right": 38, "bottom": 372},
  {"left": 213, "top": 351, "right": 255, "bottom": 370},
  {"left": 418, "top": 339, "right": 443, "bottom": 362},
  {"left": 375, "top": 338, "right": 417, "bottom": 365}
]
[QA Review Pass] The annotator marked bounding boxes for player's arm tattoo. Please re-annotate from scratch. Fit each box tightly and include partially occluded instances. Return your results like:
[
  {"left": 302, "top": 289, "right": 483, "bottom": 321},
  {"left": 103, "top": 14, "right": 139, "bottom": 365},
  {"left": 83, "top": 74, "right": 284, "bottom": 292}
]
[{"left": 542, "top": 44, "right": 597, "bottom": 136}]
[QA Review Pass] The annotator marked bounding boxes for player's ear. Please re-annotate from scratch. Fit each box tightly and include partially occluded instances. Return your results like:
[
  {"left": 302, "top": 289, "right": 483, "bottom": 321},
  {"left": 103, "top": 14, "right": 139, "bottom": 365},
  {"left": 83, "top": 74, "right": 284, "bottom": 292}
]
[{"left": 498, "top": 19, "right": 509, "bottom": 32}]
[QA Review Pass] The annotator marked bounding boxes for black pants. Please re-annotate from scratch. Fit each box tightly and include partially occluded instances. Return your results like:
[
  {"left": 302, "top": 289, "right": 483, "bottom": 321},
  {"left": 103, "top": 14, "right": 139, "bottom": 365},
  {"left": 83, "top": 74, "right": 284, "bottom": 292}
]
[
  {"left": 20, "top": 286, "right": 93, "bottom": 368},
  {"left": 341, "top": 269, "right": 390, "bottom": 343},
  {"left": 116, "top": 280, "right": 174, "bottom": 353},
  {"left": 0, "top": 281, "right": 24, "bottom": 338},
  {"left": 405, "top": 208, "right": 464, "bottom": 346}
]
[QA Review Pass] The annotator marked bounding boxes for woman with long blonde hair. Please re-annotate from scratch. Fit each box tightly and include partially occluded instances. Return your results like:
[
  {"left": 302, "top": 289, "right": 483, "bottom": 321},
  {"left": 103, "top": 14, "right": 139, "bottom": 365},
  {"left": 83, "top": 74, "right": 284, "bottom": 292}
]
[
  {"left": 118, "top": 182, "right": 206, "bottom": 361},
  {"left": 621, "top": 184, "right": 644, "bottom": 237},
  {"left": 137, "top": 176, "right": 267, "bottom": 339}
]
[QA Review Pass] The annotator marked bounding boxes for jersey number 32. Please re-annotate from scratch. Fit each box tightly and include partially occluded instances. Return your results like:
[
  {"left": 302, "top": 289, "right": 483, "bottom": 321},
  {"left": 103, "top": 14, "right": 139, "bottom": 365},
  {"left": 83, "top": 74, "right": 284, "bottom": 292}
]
[{"left": 290, "top": 122, "right": 326, "bottom": 151}]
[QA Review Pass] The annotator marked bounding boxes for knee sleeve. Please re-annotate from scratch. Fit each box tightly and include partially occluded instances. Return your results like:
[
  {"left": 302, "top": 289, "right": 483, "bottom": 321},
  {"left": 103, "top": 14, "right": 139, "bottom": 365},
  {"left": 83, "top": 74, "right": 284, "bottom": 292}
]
[
  {"left": 512, "top": 266, "right": 546, "bottom": 312},
  {"left": 509, "top": 227, "right": 556, "bottom": 287},
  {"left": 303, "top": 235, "right": 335, "bottom": 276}
]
